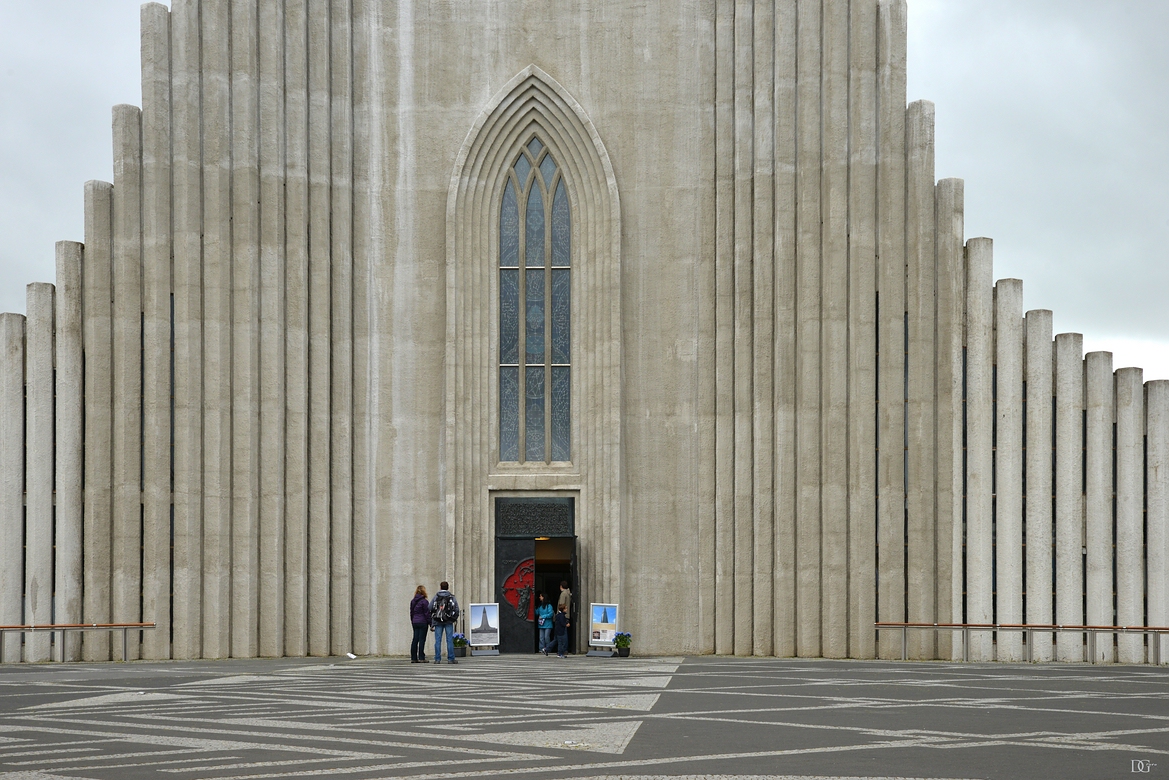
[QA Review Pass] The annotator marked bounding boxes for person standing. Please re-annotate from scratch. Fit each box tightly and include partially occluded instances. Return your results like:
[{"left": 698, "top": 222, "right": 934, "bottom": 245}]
[
  {"left": 535, "top": 592, "right": 554, "bottom": 655},
  {"left": 430, "top": 581, "right": 461, "bottom": 664},
  {"left": 409, "top": 585, "right": 430, "bottom": 663},
  {"left": 557, "top": 580, "right": 572, "bottom": 614},
  {"left": 553, "top": 603, "right": 571, "bottom": 658}
]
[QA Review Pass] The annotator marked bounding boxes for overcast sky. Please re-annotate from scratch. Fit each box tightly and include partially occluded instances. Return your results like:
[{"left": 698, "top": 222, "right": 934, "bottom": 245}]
[{"left": 1, "top": 1, "right": 1167, "bottom": 377}]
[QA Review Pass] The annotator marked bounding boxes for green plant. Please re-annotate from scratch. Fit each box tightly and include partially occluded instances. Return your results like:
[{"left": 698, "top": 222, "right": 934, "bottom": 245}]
[
  {"left": 614, "top": 631, "right": 632, "bottom": 648},
  {"left": 453, "top": 633, "right": 468, "bottom": 648}
]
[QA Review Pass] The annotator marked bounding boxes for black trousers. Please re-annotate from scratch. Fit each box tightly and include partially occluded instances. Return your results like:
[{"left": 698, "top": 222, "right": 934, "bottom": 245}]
[{"left": 411, "top": 624, "right": 429, "bottom": 661}]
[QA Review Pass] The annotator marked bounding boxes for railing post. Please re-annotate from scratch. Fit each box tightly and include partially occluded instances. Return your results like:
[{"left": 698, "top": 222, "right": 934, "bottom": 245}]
[
  {"left": 1088, "top": 630, "right": 1095, "bottom": 663},
  {"left": 902, "top": 626, "right": 907, "bottom": 661}
]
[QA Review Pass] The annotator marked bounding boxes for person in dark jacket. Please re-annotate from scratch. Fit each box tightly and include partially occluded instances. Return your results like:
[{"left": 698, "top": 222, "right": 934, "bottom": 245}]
[
  {"left": 553, "top": 603, "right": 571, "bottom": 658},
  {"left": 409, "top": 585, "right": 430, "bottom": 663}
]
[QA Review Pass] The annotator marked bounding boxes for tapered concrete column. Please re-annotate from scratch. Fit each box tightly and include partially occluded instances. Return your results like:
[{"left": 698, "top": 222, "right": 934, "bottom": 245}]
[
  {"left": 24, "top": 284, "right": 54, "bottom": 662},
  {"left": 905, "top": 100, "right": 936, "bottom": 660},
  {"left": 0, "top": 313, "right": 25, "bottom": 663},
  {"left": 964, "top": 238, "right": 994, "bottom": 660},
  {"left": 202, "top": 0, "right": 233, "bottom": 660},
  {"left": 750, "top": 0, "right": 777, "bottom": 660},
  {"left": 54, "top": 242, "right": 84, "bottom": 661},
  {"left": 1115, "top": 367, "right": 1144, "bottom": 663},
  {"left": 1147, "top": 381, "right": 1169, "bottom": 664},
  {"left": 140, "top": 1, "right": 172, "bottom": 662},
  {"left": 1084, "top": 351, "right": 1115, "bottom": 662},
  {"left": 875, "top": 0, "right": 907, "bottom": 659},
  {"left": 729, "top": 0, "right": 756, "bottom": 659},
  {"left": 1024, "top": 310, "right": 1053, "bottom": 662},
  {"left": 258, "top": 0, "right": 288, "bottom": 659},
  {"left": 934, "top": 178, "right": 964, "bottom": 660},
  {"left": 330, "top": 0, "right": 355, "bottom": 656},
  {"left": 846, "top": 0, "right": 878, "bottom": 661},
  {"left": 771, "top": 0, "right": 798, "bottom": 659},
  {"left": 284, "top": 0, "right": 311, "bottom": 658},
  {"left": 994, "top": 280, "right": 1024, "bottom": 661},
  {"left": 83, "top": 180, "right": 114, "bottom": 661},
  {"left": 1053, "top": 333, "right": 1084, "bottom": 661},
  {"left": 232, "top": 0, "right": 262, "bottom": 659},
  {"left": 112, "top": 103, "right": 143, "bottom": 660},
  {"left": 794, "top": 0, "right": 822, "bottom": 659},
  {"left": 171, "top": 0, "right": 205, "bottom": 661}
]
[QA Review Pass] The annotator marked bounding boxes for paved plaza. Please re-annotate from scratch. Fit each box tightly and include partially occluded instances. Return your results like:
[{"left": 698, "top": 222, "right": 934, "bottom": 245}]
[{"left": 0, "top": 654, "right": 1165, "bottom": 779}]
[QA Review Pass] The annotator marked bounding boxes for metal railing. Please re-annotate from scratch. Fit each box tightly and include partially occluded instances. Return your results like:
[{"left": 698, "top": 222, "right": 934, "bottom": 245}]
[
  {"left": 875, "top": 622, "right": 1169, "bottom": 664},
  {"left": 0, "top": 623, "right": 156, "bottom": 663}
]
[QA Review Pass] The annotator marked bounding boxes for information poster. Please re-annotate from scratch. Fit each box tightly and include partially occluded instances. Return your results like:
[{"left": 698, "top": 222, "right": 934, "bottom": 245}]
[
  {"left": 589, "top": 603, "right": 619, "bottom": 647},
  {"left": 468, "top": 603, "right": 500, "bottom": 647}
]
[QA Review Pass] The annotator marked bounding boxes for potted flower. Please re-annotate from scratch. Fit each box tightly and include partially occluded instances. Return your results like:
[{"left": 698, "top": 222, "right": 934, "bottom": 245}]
[
  {"left": 614, "top": 631, "right": 632, "bottom": 657},
  {"left": 453, "top": 633, "right": 468, "bottom": 657}
]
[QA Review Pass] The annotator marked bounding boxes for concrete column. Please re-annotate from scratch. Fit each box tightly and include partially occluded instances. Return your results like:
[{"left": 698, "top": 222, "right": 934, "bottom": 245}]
[
  {"left": 818, "top": 0, "right": 849, "bottom": 660},
  {"left": 905, "top": 100, "right": 936, "bottom": 659},
  {"left": 1084, "top": 351, "right": 1114, "bottom": 662},
  {"left": 140, "top": 1, "right": 172, "bottom": 662},
  {"left": 330, "top": 0, "right": 355, "bottom": 656},
  {"left": 771, "top": 0, "right": 798, "bottom": 659},
  {"left": 284, "top": 0, "right": 311, "bottom": 658},
  {"left": 964, "top": 238, "right": 994, "bottom": 660},
  {"left": 934, "top": 178, "right": 964, "bottom": 660},
  {"left": 730, "top": 0, "right": 756, "bottom": 658},
  {"left": 202, "top": 0, "right": 233, "bottom": 660},
  {"left": 112, "top": 104, "right": 143, "bottom": 659},
  {"left": 750, "top": 0, "right": 775, "bottom": 660},
  {"left": 712, "top": 0, "right": 735, "bottom": 657},
  {"left": 1053, "top": 333, "right": 1084, "bottom": 662},
  {"left": 846, "top": 0, "right": 878, "bottom": 660},
  {"left": 232, "top": 0, "right": 262, "bottom": 659},
  {"left": 170, "top": 0, "right": 204, "bottom": 661},
  {"left": 1115, "top": 367, "right": 1144, "bottom": 663},
  {"left": 1147, "top": 381, "right": 1169, "bottom": 664},
  {"left": 875, "top": 0, "right": 907, "bottom": 658},
  {"left": 0, "top": 313, "right": 25, "bottom": 663},
  {"left": 994, "top": 279, "right": 1024, "bottom": 661},
  {"left": 54, "top": 242, "right": 84, "bottom": 661},
  {"left": 1024, "top": 310, "right": 1054, "bottom": 662},
  {"left": 259, "top": 0, "right": 288, "bottom": 659},
  {"left": 794, "top": 0, "right": 823, "bottom": 658},
  {"left": 24, "top": 284, "right": 54, "bottom": 662},
  {"left": 83, "top": 180, "right": 114, "bottom": 661},
  {"left": 307, "top": 0, "right": 333, "bottom": 657}
]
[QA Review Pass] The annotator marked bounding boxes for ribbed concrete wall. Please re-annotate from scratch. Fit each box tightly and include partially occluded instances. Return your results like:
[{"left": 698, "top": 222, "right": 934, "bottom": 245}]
[{"left": 1, "top": 0, "right": 1167, "bottom": 664}]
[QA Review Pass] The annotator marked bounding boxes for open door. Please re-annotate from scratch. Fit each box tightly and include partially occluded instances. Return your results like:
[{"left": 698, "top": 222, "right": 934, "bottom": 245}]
[{"left": 495, "top": 537, "right": 536, "bottom": 654}]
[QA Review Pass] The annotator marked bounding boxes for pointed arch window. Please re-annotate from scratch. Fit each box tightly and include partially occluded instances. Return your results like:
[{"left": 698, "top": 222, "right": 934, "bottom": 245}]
[{"left": 500, "top": 137, "right": 570, "bottom": 463}]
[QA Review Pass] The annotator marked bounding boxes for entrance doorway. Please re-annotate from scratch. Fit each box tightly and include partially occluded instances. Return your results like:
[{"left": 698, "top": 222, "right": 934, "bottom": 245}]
[{"left": 494, "top": 497, "right": 577, "bottom": 654}]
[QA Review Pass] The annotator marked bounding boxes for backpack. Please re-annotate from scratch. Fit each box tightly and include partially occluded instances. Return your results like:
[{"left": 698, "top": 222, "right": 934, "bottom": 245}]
[{"left": 431, "top": 592, "right": 459, "bottom": 623}]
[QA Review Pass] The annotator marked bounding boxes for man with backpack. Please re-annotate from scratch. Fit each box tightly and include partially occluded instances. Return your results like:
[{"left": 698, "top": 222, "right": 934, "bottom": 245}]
[{"left": 430, "top": 581, "right": 461, "bottom": 664}]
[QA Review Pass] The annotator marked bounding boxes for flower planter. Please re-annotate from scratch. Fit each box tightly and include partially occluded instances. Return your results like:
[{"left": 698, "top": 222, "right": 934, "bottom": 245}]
[
  {"left": 453, "top": 646, "right": 467, "bottom": 657},
  {"left": 617, "top": 647, "right": 630, "bottom": 657}
]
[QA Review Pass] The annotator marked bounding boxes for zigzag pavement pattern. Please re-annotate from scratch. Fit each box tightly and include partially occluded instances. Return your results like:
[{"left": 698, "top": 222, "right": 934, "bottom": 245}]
[{"left": 0, "top": 656, "right": 1167, "bottom": 779}]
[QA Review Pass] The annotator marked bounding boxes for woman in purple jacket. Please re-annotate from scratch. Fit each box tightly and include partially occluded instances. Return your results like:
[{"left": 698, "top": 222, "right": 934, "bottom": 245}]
[{"left": 409, "top": 585, "right": 430, "bottom": 663}]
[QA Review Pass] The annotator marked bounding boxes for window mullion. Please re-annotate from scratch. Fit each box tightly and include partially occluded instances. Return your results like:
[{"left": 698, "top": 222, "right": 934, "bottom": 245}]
[
  {"left": 517, "top": 178, "right": 527, "bottom": 465},
  {"left": 544, "top": 173, "right": 554, "bottom": 465}
]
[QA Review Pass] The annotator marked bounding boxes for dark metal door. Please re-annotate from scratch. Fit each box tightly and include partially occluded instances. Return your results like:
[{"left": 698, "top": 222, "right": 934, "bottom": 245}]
[{"left": 495, "top": 537, "right": 536, "bottom": 653}]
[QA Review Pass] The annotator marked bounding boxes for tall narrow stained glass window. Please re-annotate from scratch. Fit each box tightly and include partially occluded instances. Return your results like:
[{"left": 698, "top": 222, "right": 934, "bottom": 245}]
[{"left": 500, "top": 137, "right": 570, "bottom": 463}]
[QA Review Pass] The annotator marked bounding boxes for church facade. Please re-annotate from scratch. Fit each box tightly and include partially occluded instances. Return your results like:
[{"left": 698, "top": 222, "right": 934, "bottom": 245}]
[{"left": 1, "top": 0, "right": 1167, "bottom": 664}]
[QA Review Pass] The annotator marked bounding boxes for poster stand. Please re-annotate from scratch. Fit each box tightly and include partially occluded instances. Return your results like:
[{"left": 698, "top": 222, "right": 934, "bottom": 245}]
[
  {"left": 586, "top": 648, "right": 616, "bottom": 657},
  {"left": 471, "top": 647, "right": 500, "bottom": 656},
  {"left": 587, "top": 602, "right": 620, "bottom": 658}
]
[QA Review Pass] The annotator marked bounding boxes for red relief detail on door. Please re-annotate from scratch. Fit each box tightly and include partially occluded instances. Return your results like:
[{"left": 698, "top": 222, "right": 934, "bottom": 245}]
[{"left": 502, "top": 558, "right": 536, "bottom": 622}]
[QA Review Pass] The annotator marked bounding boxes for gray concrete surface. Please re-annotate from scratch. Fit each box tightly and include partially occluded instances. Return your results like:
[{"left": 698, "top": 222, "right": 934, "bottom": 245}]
[{"left": 0, "top": 655, "right": 1165, "bottom": 780}]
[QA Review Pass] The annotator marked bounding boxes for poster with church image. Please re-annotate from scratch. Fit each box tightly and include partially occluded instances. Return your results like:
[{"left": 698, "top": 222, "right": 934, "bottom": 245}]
[
  {"left": 589, "top": 603, "right": 619, "bottom": 647},
  {"left": 468, "top": 603, "right": 500, "bottom": 647}
]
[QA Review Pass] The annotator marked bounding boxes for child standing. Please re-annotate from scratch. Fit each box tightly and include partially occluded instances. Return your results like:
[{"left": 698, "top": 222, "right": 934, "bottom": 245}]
[{"left": 553, "top": 603, "right": 570, "bottom": 658}]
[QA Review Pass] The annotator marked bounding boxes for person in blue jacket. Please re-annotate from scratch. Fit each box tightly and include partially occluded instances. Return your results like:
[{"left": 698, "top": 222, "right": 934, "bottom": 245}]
[
  {"left": 535, "top": 592, "right": 554, "bottom": 655},
  {"left": 409, "top": 585, "right": 430, "bottom": 663}
]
